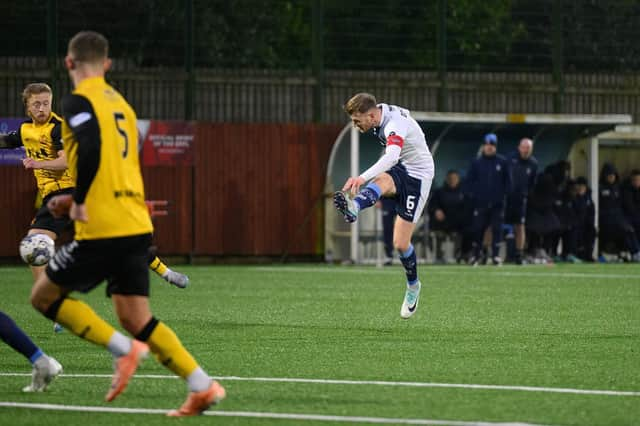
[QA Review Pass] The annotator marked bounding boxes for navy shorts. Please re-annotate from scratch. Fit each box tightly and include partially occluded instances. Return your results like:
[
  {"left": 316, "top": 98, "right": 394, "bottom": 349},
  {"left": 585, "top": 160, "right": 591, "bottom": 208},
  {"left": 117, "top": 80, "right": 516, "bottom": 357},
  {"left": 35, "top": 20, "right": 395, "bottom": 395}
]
[
  {"left": 385, "top": 163, "right": 432, "bottom": 223},
  {"left": 46, "top": 233, "right": 152, "bottom": 297},
  {"left": 30, "top": 188, "right": 74, "bottom": 236},
  {"left": 505, "top": 194, "right": 527, "bottom": 225}
]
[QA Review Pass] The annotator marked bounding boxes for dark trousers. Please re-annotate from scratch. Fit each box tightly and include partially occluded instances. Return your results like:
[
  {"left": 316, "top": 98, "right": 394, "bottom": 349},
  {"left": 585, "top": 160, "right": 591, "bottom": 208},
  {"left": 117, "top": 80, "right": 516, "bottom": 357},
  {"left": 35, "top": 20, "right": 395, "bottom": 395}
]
[
  {"left": 471, "top": 203, "right": 505, "bottom": 258},
  {"left": 600, "top": 222, "right": 640, "bottom": 255},
  {"left": 561, "top": 227, "right": 579, "bottom": 257},
  {"left": 576, "top": 224, "right": 596, "bottom": 261}
]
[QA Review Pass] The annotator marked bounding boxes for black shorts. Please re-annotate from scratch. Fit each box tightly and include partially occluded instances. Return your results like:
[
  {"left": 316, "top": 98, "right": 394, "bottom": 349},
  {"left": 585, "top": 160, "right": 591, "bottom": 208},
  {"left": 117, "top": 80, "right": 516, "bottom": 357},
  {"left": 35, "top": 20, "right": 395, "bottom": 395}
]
[
  {"left": 30, "top": 188, "right": 74, "bottom": 236},
  {"left": 46, "top": 233, "right": 152, "bottom": 297},
  {"left": 386, "top": 163, "right": 432, "bottom": 223},
  {"left": 505, "top": 195, "right": 527, "bottom": 225}
]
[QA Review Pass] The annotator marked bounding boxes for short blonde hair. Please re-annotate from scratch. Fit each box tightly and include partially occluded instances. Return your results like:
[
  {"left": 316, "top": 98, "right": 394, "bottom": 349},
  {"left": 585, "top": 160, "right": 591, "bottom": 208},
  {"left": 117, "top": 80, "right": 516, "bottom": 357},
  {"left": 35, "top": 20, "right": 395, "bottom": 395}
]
[
  {"left": 68, "top": 31, "right": 109, "bottom": 63},
  {"left": 22, "top": 83, "right": 52, "bottom": 108},
  {"left": 344, "top": 93, "right": 377, "bottom": 115}
]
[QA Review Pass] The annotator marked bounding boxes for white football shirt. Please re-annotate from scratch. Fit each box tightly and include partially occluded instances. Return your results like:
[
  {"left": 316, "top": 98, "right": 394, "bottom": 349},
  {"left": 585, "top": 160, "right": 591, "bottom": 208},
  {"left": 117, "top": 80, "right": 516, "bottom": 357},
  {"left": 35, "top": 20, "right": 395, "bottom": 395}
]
[{"left": 361, "top": 103, "right": 434, "bottom": 181}]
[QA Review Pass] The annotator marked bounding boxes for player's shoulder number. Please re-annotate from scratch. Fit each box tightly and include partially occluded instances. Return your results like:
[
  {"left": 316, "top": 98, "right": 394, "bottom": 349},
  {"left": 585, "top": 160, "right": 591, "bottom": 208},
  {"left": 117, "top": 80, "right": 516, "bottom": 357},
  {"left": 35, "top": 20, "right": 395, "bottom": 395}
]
[
  {"left": 113, "top": 112, "right": 129, "bottom": 158},
  {"left": 388, "top": 105, "right": 408, "bottom": 118}
]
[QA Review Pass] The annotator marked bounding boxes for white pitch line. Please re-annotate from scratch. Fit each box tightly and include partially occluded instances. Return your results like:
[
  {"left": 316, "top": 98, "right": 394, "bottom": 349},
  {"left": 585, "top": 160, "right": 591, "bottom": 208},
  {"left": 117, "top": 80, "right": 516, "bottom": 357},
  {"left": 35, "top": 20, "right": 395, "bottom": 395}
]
[
  {"left": 1, "top": 373, "right": 638, "bottom": 397},
  {"left": 250, "top": 266, "right": 640, "bottom": 280},
  {"left": 0, "top": 401, "right": 551, "bottom": 426}
]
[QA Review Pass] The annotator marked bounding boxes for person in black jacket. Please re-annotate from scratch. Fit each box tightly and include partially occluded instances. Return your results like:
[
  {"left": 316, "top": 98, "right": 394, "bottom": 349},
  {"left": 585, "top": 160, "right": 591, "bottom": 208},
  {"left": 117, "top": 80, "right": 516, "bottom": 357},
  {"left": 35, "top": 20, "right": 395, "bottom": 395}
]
[
  {"left": 574, "top": 177, "right": 596, "bottom": 262},
  {"left": 428, "top": 170, "right": 470, "bottom": 261},
  {"left": 557, "top": 179, "right": 582, "bottom": 262},
  {"left": 598, "top": 163, "right": 640, "bottom": 261},
  {"left": 526, "top": 172, "right": 562, "bottom": 262},
  {"left": 506, "top": 138, "right": 538, "bottom": 264},
  {"left": 622, "top": 169, "right": 640, "bottom": 238},
  {"left": 465, "top": 133, "right": 511, "bottom": 266},
  {"left": 429, "top": 170, "right": 467, "bottom": 232}
]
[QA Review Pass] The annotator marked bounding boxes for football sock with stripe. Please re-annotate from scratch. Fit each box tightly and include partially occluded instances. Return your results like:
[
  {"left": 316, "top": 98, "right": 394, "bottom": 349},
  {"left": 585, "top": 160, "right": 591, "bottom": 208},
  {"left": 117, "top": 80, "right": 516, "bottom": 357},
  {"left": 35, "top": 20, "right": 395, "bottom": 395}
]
[
  {"left": 353, "top": 182, "right": 382, "bottom": 212},
  {"left": 136, "top": 317, "right": 210, "bottom": 392},
  {"left": 0, "top": 310, "right": 42, "bottom": 362},
  {"left": 47, "top": 297, "right": 129, "bottom": 356},
  {"left": 148, "top": 255, "right": 168, "bottom": 277},
  {"left": 399, "top": 244, "right": 419, "bottom": 286}
]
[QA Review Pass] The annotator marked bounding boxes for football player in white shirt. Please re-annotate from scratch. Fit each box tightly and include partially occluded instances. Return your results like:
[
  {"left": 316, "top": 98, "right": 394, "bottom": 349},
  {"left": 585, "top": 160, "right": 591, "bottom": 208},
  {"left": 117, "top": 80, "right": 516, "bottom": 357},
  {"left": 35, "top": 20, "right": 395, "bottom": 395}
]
[{"left": 334, "top": 93, "right": 435, "bottom": 319}]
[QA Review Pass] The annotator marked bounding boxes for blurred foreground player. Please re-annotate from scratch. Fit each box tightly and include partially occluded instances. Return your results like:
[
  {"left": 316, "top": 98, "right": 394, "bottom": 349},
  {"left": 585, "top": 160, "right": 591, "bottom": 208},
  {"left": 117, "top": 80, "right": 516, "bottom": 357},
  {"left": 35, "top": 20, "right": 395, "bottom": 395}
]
[
  {"left": 30, "top": 31, "right": 224, "bottom": 416},
  {"left": 0, "top": 84, "right": 188, "bottom": 289},
  {"left": 0, "top": 310, "right": 62, "bottom": 392},
  {"left": 0, "top": 83, "right": 188, "bottom": 335}
]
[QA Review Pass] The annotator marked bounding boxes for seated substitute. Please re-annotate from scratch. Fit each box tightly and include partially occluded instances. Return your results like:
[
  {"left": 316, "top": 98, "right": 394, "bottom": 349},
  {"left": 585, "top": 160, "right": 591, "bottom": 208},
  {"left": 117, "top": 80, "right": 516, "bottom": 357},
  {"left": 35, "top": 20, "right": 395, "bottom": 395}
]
[
  {"left": 427, "top": 169, "right": 470, "bottom": 261},
  {"left": 598, "top": 163, "right": 640, "bottom": 261}
]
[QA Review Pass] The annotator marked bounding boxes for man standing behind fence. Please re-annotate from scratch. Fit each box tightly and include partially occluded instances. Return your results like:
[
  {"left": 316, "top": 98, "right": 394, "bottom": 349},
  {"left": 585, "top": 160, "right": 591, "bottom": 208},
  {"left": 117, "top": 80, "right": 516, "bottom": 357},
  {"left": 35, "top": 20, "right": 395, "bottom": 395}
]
[
  {"left": 465, "top": 133, "right": 511, "bottom": 266},
  {"left": 506, "top": 138, "right": 537, "bottom": 264}
]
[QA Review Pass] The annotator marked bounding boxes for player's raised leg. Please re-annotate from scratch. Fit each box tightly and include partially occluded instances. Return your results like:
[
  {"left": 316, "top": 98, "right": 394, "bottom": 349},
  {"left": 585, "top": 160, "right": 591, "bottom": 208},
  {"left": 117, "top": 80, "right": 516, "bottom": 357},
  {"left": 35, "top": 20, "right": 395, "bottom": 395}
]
[
  {"left": 112, "top": 295, "right": 225, "bottom": 416},
  {"left": 148, "top": 253, "right": 189, "bottom": 288},
  {"left": 0, "top": 310, "right": 62, "bottom": 392},
  {"left": 335, "top": 174, "right": 394, "bottom": 223}
]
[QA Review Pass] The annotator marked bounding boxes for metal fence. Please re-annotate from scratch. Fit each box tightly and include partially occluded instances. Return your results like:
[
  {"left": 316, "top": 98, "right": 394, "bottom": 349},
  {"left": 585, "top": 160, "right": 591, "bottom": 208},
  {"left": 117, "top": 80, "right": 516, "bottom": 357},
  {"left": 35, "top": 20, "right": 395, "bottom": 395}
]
[
  {"left": 2, "top": 65, "right": 639, "bottom": 123},
  {"left": 2, "top": 0, "right": 639, "bottom": 122}
]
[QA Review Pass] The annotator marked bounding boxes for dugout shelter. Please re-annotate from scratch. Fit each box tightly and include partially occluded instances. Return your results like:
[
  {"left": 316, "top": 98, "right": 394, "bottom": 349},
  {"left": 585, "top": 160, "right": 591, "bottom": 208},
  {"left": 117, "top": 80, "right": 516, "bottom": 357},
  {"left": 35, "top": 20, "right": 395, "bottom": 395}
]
[{"left": 325, "top": 112, "right": 633, "bottom": 264}]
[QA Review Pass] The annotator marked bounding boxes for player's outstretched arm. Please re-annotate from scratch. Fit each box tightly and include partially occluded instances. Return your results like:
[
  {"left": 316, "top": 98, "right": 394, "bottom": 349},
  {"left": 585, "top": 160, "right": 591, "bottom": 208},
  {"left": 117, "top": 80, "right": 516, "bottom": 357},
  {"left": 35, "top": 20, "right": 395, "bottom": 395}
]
[{"left": 23, "top": 150, "right": 68, "bottom": 170}]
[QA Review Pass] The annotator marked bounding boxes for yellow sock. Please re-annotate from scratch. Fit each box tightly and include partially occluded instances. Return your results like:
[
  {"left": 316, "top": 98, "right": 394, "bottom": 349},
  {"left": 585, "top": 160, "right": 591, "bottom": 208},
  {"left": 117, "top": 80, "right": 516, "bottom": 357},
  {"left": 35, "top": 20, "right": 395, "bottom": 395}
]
[
  {"left": 149, "top": 256, "right": 168, "bottom": 276},
  {"left": 146, "top": 321, "right": 198, "bottom": 378},
  {"left": 55, "top": 298, "right": 116, "bottom": 347}
]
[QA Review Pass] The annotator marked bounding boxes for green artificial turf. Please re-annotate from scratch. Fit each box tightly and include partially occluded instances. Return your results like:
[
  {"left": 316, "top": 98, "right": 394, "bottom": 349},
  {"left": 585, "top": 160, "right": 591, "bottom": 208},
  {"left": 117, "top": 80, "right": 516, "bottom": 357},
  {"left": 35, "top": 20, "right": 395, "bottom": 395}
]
[{"left": 0, "top": 263, "right": 638, "bottom": 425}]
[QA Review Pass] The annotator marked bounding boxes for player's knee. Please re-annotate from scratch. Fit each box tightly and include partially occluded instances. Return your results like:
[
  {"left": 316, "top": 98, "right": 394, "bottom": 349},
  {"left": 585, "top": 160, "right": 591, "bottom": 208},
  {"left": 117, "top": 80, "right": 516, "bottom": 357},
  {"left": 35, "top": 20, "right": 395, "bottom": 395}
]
[
  {"left": 393, "top": 238, "right": 410, "bottom": 253},
  {"left": 374, "top": 174, "right": 394, "bottom": 194},
  {"left": 117, "top": 315, "right": 149, "bottom": 336},
  {"left": 29, "top": 288, "right": 50, "bottom": 314}
]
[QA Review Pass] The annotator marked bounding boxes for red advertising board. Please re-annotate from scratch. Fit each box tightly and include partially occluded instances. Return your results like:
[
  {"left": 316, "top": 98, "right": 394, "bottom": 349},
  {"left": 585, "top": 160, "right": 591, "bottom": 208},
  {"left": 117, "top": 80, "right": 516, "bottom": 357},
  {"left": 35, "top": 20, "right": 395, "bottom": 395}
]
[{"left": 140, "top": 121, "right": 194, "bottom": 166}]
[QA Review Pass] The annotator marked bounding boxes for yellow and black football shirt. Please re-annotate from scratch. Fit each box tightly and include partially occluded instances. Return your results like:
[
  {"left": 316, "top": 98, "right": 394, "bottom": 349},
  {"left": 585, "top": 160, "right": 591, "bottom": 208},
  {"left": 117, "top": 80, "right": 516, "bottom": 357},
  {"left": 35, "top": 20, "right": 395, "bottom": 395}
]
[
  {"left": 0, "top": 112, "right": 75, "bottom": 197},
  {"left": 61, "top": 76, "right": 153, "bottom": 240}
]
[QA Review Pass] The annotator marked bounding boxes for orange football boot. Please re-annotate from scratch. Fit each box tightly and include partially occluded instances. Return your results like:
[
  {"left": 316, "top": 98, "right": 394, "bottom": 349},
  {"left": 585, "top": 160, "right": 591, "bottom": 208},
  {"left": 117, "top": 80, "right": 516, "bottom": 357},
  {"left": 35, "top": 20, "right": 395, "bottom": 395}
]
[
  {"left": 105, "top": 340, "right": 149, "bottom": 402},
  {"left": 167, "top": 380, "right": 226, "bottom": 417}
]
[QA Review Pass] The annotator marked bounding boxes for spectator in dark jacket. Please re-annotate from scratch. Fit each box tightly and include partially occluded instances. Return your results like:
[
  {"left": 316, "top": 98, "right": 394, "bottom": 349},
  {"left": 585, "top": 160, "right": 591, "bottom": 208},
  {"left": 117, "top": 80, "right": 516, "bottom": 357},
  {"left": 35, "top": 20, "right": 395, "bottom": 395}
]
[
  {"left": 506, "top": 138, "right": 538, "bottom": 264},
  {"left": 527, "top": 172, "right": 562, "bottom": 262},
  {"left": 428, "top": 170, "right": 471, "bottom": 261},
  {"left": 465, "top": 133, "right": 511, "bottom": 265},
  {"left": 557, "top": 180, "right": 582, "bottom": 262},
  {"left": 622, "top": 169, "right": 640, "bottom": 237},
  {"left": 574, "top": 177, "right": 596, "bottom": 261},
  {"left": 598, "top": 163, "right": 640, "bottom": 261},
  {"left": 544, "top": 160, "right": 572, "bottom": 257},
  {"left": 549, "top": 160, "right": 572, "bottom": 193},
  {"left": 429, "top": 170, "right": 467, "bottom": 232}
]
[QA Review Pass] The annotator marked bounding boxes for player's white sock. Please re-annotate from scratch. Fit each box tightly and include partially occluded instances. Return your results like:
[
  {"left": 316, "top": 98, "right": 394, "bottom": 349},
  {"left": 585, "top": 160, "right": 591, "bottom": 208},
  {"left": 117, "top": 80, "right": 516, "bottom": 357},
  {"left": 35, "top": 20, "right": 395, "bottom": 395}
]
[
  {"left": 186, "top": 367, "right": 212, "bottom": 392},
  {"left": 107, "top": 331, "right": 132, "bottom": 358}
]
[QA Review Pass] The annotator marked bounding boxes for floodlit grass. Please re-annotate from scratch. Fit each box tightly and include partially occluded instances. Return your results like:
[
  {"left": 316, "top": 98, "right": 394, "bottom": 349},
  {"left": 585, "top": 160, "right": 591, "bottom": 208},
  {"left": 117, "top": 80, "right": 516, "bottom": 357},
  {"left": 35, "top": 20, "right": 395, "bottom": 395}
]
[{"left": 0, "top": 263, "right": 638, "bottom": 425}]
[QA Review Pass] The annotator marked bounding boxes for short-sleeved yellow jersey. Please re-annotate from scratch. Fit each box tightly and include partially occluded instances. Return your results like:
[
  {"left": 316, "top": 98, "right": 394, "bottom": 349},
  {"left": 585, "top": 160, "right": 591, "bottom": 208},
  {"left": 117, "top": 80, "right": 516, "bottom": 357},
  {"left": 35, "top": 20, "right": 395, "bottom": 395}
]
[
  {"left": 61, "top": 77, "right": 153, "bottom": 240},
  {"left": 19, "top": 113, "right": 75, "bottom": 197}
]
